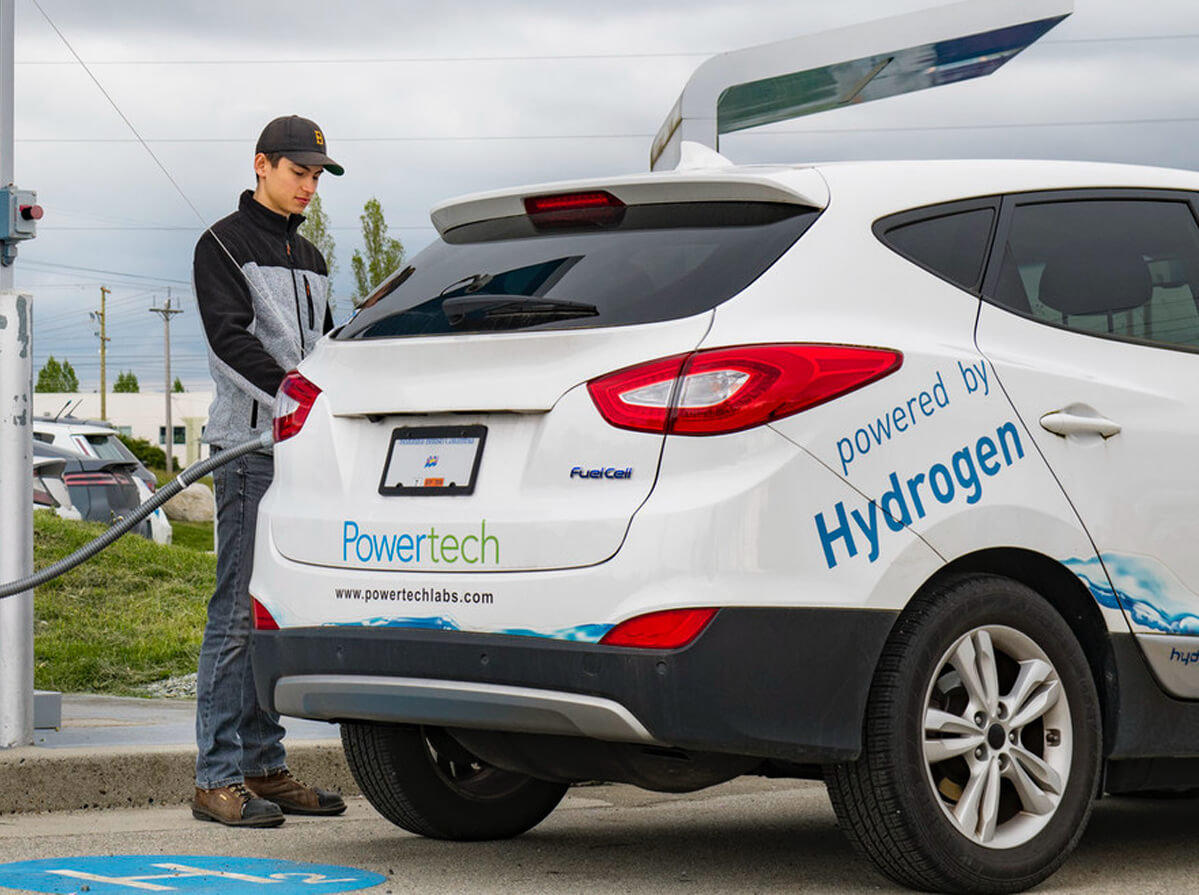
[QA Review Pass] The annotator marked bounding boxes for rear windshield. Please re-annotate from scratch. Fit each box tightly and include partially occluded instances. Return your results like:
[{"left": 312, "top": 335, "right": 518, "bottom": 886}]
[{"left": 336, "top": 202, "right": 820, "bottom": 340}]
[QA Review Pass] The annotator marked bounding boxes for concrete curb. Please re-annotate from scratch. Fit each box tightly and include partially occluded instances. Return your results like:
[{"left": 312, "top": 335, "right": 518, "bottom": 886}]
[{"left": 0, "top": 741, "right": 359, "bottom": 815}]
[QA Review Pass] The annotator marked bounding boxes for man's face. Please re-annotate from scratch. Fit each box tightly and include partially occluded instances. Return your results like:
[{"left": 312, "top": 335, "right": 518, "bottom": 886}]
[{"left": 253, "top": 154, "right": 323, "bottom": 217}]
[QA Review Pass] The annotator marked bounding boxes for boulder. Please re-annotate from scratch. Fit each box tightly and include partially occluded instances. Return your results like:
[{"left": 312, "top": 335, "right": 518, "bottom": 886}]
[{"left": 164, "top": 482, "right": 214, "bottom": 522}]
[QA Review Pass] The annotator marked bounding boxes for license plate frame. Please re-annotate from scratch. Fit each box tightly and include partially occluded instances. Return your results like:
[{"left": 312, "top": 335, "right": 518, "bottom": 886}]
[{"left": 377, "top": 425, "right": 488, "bottom": 496}]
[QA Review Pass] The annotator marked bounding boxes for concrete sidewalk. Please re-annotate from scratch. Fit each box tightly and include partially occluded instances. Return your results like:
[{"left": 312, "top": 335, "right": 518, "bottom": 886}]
[{"left": 0, "top": 694, "right": 358, "bottom": 814}]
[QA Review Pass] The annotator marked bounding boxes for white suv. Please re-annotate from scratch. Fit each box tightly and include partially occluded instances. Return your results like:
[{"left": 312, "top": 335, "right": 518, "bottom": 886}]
[{"left": 250, "top": 156, "right": 1199, "bottom": 893}]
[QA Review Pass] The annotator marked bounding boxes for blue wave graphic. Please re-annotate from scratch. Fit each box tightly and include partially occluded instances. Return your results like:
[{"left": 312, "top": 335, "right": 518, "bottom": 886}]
[
  {"left": 1065, "top": 553, "right": 1199, "bottom": 634},
  {"left": 330, "top": 617, "right": 612, "bottom": 642}
]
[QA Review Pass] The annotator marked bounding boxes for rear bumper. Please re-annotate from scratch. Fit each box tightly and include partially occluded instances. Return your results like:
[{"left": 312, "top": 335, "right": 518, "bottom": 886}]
[{"left": 253, "top": 606, "right": 898, "bottom": 763}]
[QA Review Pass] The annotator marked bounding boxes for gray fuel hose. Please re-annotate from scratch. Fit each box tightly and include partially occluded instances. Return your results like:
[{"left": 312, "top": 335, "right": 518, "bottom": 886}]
[{"left": 0, "top": 431, "right": 273, "bottom": 599}]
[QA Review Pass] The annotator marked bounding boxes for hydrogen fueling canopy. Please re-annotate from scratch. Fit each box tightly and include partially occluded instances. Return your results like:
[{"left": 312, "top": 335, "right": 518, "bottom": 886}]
[{"left": 650, "top": 0, "right": 1074, "bottom": 171}]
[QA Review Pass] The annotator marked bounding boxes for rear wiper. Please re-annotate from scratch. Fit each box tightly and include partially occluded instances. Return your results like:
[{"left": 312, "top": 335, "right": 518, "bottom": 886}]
[{"left": 441, "top": 295, "right": 599, "bottom": 327}]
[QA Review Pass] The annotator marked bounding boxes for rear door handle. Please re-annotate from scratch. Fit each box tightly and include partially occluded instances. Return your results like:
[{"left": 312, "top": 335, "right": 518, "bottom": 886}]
[{"left": 1039, "top": 408, "right": 1122, "bottom": 438}]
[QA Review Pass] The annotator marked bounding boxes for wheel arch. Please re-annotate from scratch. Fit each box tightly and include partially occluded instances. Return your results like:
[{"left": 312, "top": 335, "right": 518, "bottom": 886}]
[{"left": 920, "top": 547, "right": 1117, "bottom": 750}]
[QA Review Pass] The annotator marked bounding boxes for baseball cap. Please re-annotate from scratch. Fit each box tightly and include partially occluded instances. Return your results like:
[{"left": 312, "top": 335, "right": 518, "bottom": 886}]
[{"left": 255, "top": 115, "right": 344, "bottom": 176}]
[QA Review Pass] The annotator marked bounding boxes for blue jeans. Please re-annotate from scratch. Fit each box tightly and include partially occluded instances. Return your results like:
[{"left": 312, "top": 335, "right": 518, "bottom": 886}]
[{"left": 194, "top": 449, "right": 287, "bottom": 789}]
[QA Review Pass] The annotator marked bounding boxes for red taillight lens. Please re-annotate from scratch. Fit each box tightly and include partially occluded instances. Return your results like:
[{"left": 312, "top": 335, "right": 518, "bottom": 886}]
[
  {"left": 252, "top": 597, "right": 279, "bottom": 631},
  {"left": 273, "top": 371, "right": 322, "bottom": 444},
  {"left": 523, "top": 190, "right": 625, "bottom": 229},
  {"left": 63, "top": 471, "right": 119, "bottom": 486},
  {"left": 524, "top": 191, "right": 623, "bottom": 215},
  {"left": 588, "top": 344, "right": 902, "bottom": 436},
  {"left": 600, "top": 608, "right": 718, "bottom": 649}
]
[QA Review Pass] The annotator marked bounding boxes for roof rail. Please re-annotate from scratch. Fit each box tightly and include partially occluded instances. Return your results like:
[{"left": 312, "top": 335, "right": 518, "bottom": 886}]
[{"left": 650, "top": 0, "right": 1072, "bottom": 171}]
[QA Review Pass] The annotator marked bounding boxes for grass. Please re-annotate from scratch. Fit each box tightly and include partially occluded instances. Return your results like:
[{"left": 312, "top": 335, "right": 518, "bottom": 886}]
[
  {"left": 171, "top": 519, "right": 216, "bottom": 552},
  {"left": 32, "top": 511, "right": 215, "bottom": 696}
]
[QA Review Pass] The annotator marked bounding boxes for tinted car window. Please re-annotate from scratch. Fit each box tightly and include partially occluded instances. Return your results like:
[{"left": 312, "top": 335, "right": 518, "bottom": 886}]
[
  {"left": 85, "top": 433, "right": 129, "bottom": 462},
  {"left": 876, "top": 203, "right": 996, "bottom": 293},
  {"left": 337, "top": 202, "right": 820, "bottom": 340},
  {"left": 989, "top": 198, "right": 1199, "bottom": 349}
]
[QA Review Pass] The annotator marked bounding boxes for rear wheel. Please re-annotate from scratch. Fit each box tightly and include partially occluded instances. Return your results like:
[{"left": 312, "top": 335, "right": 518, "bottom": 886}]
[
  {"left": 341, "top": 722, "right": 568, "bottom": 840},
  {"left": 824, "top": 574, "right": 1101, "bottom": 893}
]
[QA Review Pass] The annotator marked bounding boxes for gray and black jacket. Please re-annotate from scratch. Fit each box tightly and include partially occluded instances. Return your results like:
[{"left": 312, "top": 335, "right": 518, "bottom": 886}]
[{"left": 194, "top": 190, "right": 333, "bottom": 449}]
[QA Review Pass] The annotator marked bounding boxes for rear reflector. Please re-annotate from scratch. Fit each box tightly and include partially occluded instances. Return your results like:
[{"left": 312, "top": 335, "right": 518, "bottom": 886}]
[
  {"left": 252, "top": 597, "right": 279, "bottom": 631},
  {"left": 588, "top": 343, "right": 902, "bottom": 435},
  {"left": 273, "top": 371, "right": 322, "bottom": 443},
  {"left": 600, "top": 608, "right": 718, "bottom": 649}
]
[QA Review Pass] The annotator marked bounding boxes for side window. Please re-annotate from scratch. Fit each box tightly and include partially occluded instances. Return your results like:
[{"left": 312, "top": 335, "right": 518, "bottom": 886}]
[
  {"left": 989, "top": 198, "right": 1199, "bottom": 349},
  {"left": 876, "top": 203, "right": 996, "bottom": 293}
]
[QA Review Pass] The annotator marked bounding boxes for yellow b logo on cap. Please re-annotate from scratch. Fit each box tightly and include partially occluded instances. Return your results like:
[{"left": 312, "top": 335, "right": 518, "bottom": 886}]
[{"left": 314, "top": 129, "right": 324, "bottom": 146}]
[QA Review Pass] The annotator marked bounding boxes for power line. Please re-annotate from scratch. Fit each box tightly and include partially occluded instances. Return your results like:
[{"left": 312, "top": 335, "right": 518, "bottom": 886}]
[
  {"left": 17, "top": 260, "right": 190, "bottom": 285},
  {"left": 27, "top": 0, "right": 210, "bottom": 231},
  {"left": 10, "top": 34, "right": 1199, "bottom": 66},
  {"left": 13, "top": 51, "right": 716, "bottom": 65},
  {"left": 17, "top": 116, "right": 1199, "bottom": 147},
  {"left": 757, "top": 115, "right": 1199, "bottom": 136},
  {"left": 16, "top": 133, "right": 652, "bottom": 143}
]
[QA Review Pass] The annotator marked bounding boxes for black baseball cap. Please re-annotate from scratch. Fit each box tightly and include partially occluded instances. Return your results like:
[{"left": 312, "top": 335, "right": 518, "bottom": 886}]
[{"left": 256, "top": 115, "right": 344, "bottom": 176}]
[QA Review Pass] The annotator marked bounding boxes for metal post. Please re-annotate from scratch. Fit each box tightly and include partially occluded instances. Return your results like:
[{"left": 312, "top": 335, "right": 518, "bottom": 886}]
[
  {"left": 0, "top": 0, "right": 34, "bottom": 749},
  {"left": 149, "top": 290, "right": 182, "bottom": 469},
  {"left": 98, "top": 285, "right": 109, "bottom": 420}
]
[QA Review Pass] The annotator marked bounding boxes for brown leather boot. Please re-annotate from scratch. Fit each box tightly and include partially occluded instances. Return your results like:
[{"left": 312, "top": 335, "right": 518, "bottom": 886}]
[
  {"left": 192, "top": 783, "right": 284, "bottom": 827},
  {"left": 244, "top": 770, "right": 346, "bottom": 816}
]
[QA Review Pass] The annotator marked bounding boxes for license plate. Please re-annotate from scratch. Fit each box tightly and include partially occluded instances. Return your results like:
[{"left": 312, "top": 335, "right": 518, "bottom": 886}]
[{"left": 378, "top": 425, "right": 487, "bottom": 496}]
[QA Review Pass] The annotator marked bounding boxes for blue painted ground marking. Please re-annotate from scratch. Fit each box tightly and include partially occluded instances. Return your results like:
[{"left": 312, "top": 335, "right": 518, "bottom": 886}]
[{"left": 0, "top": 855, "right": 385, "bottom": 893}]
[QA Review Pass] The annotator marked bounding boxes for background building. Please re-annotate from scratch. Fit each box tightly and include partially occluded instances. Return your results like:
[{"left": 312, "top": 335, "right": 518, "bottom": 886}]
[{"left": 32, "top": 392, "right": 213, "bottom": 469}]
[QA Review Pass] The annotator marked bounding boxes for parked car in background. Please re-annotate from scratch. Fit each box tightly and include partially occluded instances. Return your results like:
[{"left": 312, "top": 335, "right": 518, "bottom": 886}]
[
  {"left": 33, "top": 441, "right": 152, "bottom": 540},
  {"left": 32, "top": 451, "right": 81, "bottom": 521},
  {"left": 32, "top": 416, "right": 172, "bottom": 545}
]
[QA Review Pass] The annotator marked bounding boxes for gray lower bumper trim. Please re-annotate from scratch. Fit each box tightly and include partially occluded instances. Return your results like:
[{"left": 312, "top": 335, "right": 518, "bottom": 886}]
[{"left": 273, "top": 674, "right": 662, "bottom": 744}]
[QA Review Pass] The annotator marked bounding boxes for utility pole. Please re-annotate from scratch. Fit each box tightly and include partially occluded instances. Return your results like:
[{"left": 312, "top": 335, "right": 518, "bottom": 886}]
[
  {"left": 149, "top": 289, "right": 182, "bottom": 469},
  {"left": 91, "top": 285, "right": 110, "bottom": 420}
]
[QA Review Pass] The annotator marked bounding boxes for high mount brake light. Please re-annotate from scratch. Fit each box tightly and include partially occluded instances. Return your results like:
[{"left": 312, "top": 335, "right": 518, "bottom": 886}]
[
  {"left": 523, "top": 190, "right": 626, "bottom": 228},
  {"left": 600, "top": 608, "right": 718, "bottom": 648},
  {"left": 523, "top": 191, "right": 624, "bottom": 214},
  {"left": 588, "top": 344, "right": 903, "bottom": 436},
  {"left": 273, "top": 371, "right": 322, "bottom": 443}
]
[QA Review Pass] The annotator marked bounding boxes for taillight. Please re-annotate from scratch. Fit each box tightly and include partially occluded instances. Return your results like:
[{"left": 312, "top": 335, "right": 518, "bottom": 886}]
[
  {"left": 252, "top": 597, "right": 279, "bottom": 631},
  {"left": 63, "top": 471, "right": 119, "bottom": 486},
  {"left": 600, "top": 608, "right": 718, "bottom": 648},
  {"left": 273, "top": 371, "right": 322, "bottom": 443},
  {"left": 588, "top": 344, "right": 902, "bottom": 435}
]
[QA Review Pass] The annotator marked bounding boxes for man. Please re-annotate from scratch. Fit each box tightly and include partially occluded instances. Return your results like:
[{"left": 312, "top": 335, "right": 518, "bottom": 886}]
[{"left": 191, "top": 115, "right": 346, "bottom": 827}]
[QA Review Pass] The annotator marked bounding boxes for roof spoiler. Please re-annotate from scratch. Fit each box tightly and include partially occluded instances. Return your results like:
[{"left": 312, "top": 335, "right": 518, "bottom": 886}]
[{"left": 650, "top": 0, "right": 1073, "bottom": 171}]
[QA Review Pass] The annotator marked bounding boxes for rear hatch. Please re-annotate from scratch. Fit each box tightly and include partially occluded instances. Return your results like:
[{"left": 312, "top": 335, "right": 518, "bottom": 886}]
[
  {"left": 62, "top": 460, "right": 141, "bottom": 524},
  {"left": 270, "top": 170, "right": 826, "bottom": 572}
]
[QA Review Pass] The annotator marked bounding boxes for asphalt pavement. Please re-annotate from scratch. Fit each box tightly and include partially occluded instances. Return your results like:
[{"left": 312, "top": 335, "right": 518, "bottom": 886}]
[{"left": 0, "top": 694, "right": 356, "bottom": 814}]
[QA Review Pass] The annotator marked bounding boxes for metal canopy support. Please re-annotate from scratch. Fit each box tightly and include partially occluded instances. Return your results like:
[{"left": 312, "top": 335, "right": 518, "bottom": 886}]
[
  {"left": 650, "top": 0, "right": 1073, "bottom": 171},
  {"left": 0, "top": 0, "right": 35, "bottom": 749}
]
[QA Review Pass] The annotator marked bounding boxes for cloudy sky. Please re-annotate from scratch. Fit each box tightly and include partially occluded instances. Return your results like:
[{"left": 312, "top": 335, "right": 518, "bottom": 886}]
[{"left": 8, "top": 0, "right": 1199, "bottom": 393}]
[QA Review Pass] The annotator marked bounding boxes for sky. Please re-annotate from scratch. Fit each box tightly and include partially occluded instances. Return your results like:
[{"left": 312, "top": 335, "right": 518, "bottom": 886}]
[{"left": 6, "top": 0, "right": 1199, "bottom": 394}]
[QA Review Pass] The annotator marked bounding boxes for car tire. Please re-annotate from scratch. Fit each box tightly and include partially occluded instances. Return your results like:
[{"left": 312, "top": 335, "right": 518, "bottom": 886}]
[
  {"left": 824, "top": 573, "right": 1101, "bottom": 894},
  {"left": 341, "top": 721, "right": 569, "bottom": 840}
]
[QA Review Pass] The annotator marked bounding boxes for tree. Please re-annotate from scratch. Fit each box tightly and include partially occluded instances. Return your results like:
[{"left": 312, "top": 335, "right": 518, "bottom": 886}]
[
  {"left": 173, "top": 377, "right": 185, "bottom": 393},
  {"left": 118, "top": 433, "right": 168, "bottom": 472},
  {"left": 113, "top": 370, "right": 139, "bottom": 393},
  {"left": 351, "top": 197, "right": 405, "bottom": 307},
  {"left": 299, "top": 192, "right": 338, "bottom": 313},
  {"left": 35, "top": 356, "right": 79, "bottom": 393}
]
